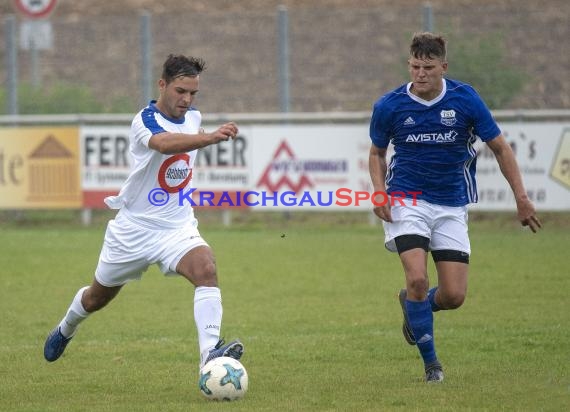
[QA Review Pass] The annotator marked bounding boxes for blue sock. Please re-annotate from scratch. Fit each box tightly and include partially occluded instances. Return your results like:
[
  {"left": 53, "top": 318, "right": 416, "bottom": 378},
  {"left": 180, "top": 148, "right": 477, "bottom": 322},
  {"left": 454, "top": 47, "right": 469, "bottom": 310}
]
[
  {"left": 406, "top": 299, "right": 437, "bottom": 365},
  {"left": 428, "top": 287, "right": 442, "bottom": 312}
]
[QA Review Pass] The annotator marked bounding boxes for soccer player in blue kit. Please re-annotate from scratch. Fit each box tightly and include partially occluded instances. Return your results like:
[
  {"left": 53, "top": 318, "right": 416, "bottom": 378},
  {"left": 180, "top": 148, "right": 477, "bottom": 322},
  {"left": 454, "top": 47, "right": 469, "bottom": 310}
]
[{"left": 368, "top": 32, "right": 541, "bottom": 382}]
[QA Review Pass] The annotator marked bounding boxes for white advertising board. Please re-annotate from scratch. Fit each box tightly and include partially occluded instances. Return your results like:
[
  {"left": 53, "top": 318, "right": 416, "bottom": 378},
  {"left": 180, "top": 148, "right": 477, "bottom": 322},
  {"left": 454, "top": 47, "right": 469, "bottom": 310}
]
[
  {"left": 79, "top": 122, "right": 569, "bottom": 211},
  {"left": 470, "top": 122, "right": 570, "bottom": 211},
  {"left": 192, "top": 126, "right": 253, "bottom": 190},
  {"left": 248, "top": 124, "right": 371, "bottom": 210},
  {"left": 81, "top": 126, "right": 132, "bottom": 190}
]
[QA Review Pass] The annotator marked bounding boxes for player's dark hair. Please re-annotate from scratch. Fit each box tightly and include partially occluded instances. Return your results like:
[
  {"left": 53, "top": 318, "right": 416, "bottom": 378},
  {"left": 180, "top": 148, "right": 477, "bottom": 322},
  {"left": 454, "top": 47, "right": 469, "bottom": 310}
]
[
  {"left": 161, "top": 54, "right": 206, "bottom": 84},
  {"left": 410, "top": 32, "right": 447, "bottom": 61}
]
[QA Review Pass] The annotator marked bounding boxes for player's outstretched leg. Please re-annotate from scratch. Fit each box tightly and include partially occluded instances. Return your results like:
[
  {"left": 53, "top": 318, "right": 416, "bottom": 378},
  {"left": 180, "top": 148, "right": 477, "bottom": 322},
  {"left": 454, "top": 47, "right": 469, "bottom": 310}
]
[
  {"left": 398, "top": 289, "right": 416, "bottom": 345},
  {"left": 204, "top": 338, "right": 244, "bottom": 365},
  {"left": 44, "top": 286, "right": 90, "bottom": 362}
]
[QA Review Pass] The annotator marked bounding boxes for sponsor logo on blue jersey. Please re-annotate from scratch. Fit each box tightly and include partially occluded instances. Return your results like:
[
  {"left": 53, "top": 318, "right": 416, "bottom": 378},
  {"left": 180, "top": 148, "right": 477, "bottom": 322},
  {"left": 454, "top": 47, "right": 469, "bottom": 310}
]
[{"left": 406, "top": 130, "right": 458, "bottom": 143}]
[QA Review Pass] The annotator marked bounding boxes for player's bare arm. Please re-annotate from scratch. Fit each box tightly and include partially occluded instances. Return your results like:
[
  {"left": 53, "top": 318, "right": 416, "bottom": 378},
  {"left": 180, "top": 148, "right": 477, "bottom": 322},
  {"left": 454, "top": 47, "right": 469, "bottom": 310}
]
[
  {"left": 149, "top": 122, "right": 239, "bottom": 154},
  {"left": 369, "top": 144, "right": 392, "bottom": 222},
  {"left": 486, "top": 134, "right": 542, "bottom": 232}
]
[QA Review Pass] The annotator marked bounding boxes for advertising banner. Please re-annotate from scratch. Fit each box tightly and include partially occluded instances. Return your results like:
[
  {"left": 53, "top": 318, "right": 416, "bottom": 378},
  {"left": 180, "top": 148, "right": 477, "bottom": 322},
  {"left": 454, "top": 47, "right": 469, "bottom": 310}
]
[
  {"left": 248, "top": 124, "right": 371, "bottom": 210},
  {"left": 470, "top": 123, "right": 570, "bottom": 211},
  {"left": 246, "top": 122, "right": 569, "bottom": 211},
  {"left": 0, "top": 127, "right": 81, "bottom": 209},
  {"left": 80, "top": 125, "right": 253, "bottom": 208},
  {"left": 192, "top": 126, "right": 253, "bottom": 190},
  {"left": 73, "top": 121, "right": 570, "bottom": 211},
  {"left": 81, "top": 126, "right": 132, "bottom": 207}
]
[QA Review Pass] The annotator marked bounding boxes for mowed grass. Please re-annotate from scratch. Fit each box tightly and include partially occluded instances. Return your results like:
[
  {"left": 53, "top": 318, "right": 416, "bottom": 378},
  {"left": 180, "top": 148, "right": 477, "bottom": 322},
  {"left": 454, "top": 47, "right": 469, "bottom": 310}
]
[{"left": 0, "top": 212, "right": 568, "bottom": 411}]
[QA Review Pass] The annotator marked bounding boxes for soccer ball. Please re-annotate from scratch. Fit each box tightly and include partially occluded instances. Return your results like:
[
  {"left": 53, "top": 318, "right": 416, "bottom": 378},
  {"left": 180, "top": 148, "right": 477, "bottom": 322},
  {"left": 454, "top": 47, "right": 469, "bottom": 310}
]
[{"left": 199, "top": 356, "right": 248, "bottom": 401}]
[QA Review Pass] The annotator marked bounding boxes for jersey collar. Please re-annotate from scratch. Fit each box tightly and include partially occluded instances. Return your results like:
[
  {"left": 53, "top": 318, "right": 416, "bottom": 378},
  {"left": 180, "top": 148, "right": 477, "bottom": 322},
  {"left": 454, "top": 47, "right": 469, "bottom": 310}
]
[{"left": 406, "top": 79, "right": 447, "bottom": 107}]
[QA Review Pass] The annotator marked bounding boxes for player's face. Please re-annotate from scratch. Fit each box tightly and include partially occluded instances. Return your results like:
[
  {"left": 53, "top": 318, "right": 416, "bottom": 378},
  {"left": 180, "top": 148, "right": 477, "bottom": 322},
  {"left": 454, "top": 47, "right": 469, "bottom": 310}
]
[
  {"left": 156, "top": 75, "right": 200, "bottom": 119},
  {"left": 408, "top": 56, "right": 447, "bottom": 101}
]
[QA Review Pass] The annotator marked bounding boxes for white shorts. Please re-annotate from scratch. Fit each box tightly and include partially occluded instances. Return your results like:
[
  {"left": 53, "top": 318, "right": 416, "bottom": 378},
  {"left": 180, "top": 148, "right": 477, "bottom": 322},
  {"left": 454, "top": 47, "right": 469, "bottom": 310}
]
[
  {"left": 95, "top": 213, "right": 209, "bottom": 287},
  {"left": 383, "top": 199, "right": 470, "bottom": 255}
]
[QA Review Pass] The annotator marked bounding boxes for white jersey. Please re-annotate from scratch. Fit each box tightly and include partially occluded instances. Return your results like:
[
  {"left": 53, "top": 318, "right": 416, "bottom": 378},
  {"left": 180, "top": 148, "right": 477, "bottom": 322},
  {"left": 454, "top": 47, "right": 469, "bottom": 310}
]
[{"left": 105, "top": 101, "right": 201, "bottom": 230}]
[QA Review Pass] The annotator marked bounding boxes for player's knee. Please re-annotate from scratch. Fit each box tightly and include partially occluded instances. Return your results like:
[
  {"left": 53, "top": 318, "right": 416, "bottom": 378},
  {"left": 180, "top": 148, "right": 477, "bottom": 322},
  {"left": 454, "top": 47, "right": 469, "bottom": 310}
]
[
  {"left": 202, "top": 261, "right": 217, "bottom": 281},
  {"left": 441, "top": 291, "right": 466, "bottom": 309},
  {"left": 446, "top": 296, "right": 465, "bottom": 309},
  {"left": 193, "top": 262, "right": 218, "bottom": 286},
  {"left": 407, "top": 277, "right": 429, "bottom": 297}
]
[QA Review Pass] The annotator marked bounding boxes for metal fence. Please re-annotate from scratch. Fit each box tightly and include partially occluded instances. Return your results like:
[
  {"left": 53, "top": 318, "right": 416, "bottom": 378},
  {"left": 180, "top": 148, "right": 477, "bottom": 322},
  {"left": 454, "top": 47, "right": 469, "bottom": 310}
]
[{"left": 2, "top": 1, "right": 570, "bottom": 115}]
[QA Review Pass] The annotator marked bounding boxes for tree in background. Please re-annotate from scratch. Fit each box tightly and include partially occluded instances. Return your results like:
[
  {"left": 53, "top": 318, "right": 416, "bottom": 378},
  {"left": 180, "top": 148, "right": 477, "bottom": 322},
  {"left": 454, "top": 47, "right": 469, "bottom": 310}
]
[
  {"left": 445, "top": 32, "right": 526, "bottom": 109},
  {"left": 396, "top": 32, "right": 526, "bottom": 110},
  {"left": 1, "top": 83, "right": 135, "bottom": 115}
]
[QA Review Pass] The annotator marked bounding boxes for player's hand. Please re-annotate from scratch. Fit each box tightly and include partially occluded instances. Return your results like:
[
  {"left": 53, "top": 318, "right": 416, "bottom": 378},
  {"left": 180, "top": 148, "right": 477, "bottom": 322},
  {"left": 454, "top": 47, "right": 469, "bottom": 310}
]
[
  {"left": 517, "top": 198, "right": 542, "bottom": 233},
  {"left": 373, "top": 204, "right": 393, "bottom": 223},
  {"left": 202, "top": 122, "right": 239, "bottom": 144},
  {"left": 521, "top": 214, "right": 542, "bottom": 233},
  {"left": 215, "top": 122, "right": 238, "bottom": 141}
]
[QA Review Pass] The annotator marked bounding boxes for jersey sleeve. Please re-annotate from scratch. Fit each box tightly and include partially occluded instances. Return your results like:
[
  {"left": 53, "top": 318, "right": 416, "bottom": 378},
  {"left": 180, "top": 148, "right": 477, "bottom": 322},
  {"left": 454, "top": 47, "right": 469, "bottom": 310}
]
[
  {"left": 468, "top": 87, "right": 501, "bottom": 142},
  {"left": 132, "top": 108, "right": 166, "bottom": 148},
  {"left": 369, "top": 99, "right": 392, "bottom": 148}
]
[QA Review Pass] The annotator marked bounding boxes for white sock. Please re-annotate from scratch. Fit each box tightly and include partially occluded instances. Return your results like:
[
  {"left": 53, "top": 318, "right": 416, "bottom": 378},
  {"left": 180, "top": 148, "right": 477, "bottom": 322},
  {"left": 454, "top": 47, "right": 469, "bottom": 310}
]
[
  {"left": 58, "top": 286, "right": 90, "bottom": 338},
  {"left": 194, "top": 286, "right": 223, "bottom": 366}
]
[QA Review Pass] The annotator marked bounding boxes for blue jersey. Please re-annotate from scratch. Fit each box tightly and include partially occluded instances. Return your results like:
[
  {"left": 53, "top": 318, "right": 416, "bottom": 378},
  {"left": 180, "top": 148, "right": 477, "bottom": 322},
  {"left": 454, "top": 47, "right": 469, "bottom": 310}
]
[{"left": 369, "top": 78, "right": 501, "bottom": 206}]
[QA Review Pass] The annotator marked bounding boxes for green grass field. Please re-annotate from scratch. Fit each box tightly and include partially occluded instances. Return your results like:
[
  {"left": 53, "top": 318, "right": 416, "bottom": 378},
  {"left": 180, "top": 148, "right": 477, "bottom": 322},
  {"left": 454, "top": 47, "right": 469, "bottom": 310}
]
[{"left": 0, "top": 211, "right": 568, "bottom": 411}]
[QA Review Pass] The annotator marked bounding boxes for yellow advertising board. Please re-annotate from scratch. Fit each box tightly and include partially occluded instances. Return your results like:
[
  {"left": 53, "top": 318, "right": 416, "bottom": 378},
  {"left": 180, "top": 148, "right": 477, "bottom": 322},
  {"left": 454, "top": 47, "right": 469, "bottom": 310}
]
[{"left": 0, "top": 127, "right": 81, "bottom": 209}]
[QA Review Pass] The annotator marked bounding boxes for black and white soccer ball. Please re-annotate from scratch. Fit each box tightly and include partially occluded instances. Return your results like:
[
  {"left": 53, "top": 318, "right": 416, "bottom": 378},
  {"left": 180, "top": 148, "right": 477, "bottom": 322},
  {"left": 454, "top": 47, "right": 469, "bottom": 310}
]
[{"left": 199, "top": 356, "right": 248, "bottom": 401}]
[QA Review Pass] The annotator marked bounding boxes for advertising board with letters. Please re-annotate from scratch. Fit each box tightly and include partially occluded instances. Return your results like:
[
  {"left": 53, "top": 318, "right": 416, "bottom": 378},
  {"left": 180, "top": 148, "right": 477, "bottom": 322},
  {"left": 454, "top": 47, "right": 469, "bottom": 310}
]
[
  {"left": 469, "top": 123, "right": 570, "bottom": 211},
  {"left": 0, "top": 127, "right": 81, "bottom": 209},
  {"left": 0, "top": 121, "right": 568, "bottom": 211}
]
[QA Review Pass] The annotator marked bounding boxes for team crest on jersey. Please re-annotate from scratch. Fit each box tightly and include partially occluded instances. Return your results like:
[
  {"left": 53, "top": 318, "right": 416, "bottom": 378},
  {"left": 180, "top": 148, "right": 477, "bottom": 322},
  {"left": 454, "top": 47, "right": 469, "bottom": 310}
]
[
  {"left": 440, "top": 109, "right": 457, "bottom": 126},
  {"left": 158, "top": 154, "right": 193, "bottom": 193}
]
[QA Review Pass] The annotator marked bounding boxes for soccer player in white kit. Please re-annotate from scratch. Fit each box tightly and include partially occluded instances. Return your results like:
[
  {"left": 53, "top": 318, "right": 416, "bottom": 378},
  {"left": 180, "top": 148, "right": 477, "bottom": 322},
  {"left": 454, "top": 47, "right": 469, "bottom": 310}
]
[
  {"left": 44, "top": 54, "right": 244, "bottom": 368},
  {"left": 369, "top": 33, "right": 541, "bottom": 382}
]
